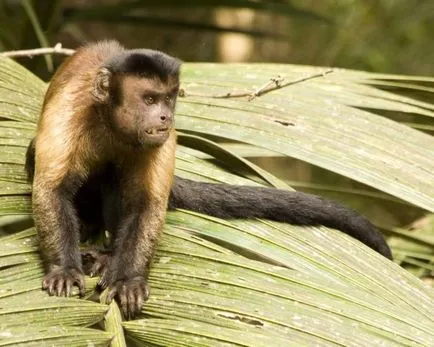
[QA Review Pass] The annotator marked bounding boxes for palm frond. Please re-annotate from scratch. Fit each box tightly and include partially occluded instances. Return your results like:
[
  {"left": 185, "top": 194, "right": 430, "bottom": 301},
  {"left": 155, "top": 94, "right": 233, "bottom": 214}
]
[{"left": 0, "top": 56, "right": 433, "bottom": 346}]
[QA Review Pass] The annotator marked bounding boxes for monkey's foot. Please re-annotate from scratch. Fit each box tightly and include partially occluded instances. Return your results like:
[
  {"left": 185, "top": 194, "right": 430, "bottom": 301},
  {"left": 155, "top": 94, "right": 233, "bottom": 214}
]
[
  {"left": 42, "top": 267, "right": 85, "bottom": 297},
  {"left": 81, "top": 249, "right": 112, "bottom": 277},
  {"left": 105, "top": 276, "right": 150, "bottom": 320}
]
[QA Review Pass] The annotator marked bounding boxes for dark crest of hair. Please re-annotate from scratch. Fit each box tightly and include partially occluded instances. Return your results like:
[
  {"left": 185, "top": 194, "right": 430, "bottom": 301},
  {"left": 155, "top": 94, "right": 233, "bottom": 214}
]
[{"left": 106, "top": 49, "right": 181, "bottom": 81}]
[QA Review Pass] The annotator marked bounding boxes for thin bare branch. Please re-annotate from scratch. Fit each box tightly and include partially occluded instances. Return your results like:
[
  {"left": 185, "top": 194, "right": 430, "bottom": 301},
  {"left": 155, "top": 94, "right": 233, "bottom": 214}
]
[
  {"left": 0, "top": 43, "right": 75, "bottom": 58},
  {"left": 248, "top": 75, "right": 285, "bottom": 101},
  {"left": 179, "top": 69, "right": 334, "bottom": 100}
]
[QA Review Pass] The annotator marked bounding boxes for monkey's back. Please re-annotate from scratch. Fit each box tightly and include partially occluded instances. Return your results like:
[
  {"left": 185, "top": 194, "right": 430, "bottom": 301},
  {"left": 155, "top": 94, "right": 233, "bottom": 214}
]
[
  {"left": 42, "top": 41, "right": 125, "bottom": 115},
  {"left": 35, "top": 41, "right": 125, "bottom": 184}
]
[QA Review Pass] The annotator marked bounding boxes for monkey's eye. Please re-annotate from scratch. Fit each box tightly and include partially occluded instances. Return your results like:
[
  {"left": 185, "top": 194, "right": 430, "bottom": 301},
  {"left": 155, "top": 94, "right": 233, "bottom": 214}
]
[
  {"left": 144, "top": 96, "right": 155, "bottom": 105},
  {"left": 165, "top": 96, "right": 172, "bottom": 103}
]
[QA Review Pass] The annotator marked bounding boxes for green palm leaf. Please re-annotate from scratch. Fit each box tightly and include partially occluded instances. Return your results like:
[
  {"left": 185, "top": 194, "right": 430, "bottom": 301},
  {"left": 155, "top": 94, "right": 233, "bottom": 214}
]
[{"left": 0, "top": 56, "right": 433, "bottom": 346}]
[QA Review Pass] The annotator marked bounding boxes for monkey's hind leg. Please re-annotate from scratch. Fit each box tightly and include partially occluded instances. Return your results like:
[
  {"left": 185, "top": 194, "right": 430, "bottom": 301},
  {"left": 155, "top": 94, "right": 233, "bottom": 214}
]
[{"left": 81, "top": 166, "right": 121, "bottom": 279}]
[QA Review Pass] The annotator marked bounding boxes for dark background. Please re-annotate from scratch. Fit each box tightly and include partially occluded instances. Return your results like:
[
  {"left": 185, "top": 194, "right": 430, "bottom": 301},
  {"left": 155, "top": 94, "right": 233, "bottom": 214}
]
[{"left": 1, "top": 0, "right": 433, "bottom": 79}]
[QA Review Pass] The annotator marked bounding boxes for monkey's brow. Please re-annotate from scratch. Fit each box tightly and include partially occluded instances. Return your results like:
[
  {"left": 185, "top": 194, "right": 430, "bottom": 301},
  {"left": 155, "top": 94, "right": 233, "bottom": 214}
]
[{"left": 141, "top": 85, "right": 179, "bottom": 96}]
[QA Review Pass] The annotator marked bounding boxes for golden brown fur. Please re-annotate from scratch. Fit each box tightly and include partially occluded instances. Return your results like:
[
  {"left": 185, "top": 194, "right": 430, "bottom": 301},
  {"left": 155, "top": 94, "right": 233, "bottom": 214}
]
[{"left": 28, "top": 40, "right": 181, "bottom": 319}]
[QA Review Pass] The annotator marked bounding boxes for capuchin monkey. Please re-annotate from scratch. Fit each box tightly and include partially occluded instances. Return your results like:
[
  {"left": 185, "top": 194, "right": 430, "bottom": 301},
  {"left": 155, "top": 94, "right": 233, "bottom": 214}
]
[{"left": 25, "top": 40, "right": 392, "bottom": 320}]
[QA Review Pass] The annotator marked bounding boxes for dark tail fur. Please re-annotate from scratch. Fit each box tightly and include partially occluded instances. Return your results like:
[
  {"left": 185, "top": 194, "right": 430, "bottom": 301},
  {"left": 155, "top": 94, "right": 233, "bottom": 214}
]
[
  {"left": 24, "top": 136, "right": 392, "bottom": 259},
  {"left": 169, "top": 177, "right": 392, "bottom": 259}
]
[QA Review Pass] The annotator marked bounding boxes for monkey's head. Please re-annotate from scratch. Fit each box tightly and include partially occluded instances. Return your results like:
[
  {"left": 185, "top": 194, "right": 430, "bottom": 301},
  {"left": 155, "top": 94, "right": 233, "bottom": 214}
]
[{"left": 93, "top": 49, "right": 181, "bottom": 148}]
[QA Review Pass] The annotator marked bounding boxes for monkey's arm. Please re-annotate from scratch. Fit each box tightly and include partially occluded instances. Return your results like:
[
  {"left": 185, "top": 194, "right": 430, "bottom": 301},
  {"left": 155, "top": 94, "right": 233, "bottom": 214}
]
[
  {"left": 31, "top": 115, "right": 88, "bottom": 296},
  {"left": 98, "top": 196, "right": 167, "bottom": 319},
  {"left": 32, "top": 175, "right": 85, "bottom": 296},
  {"left": 169, "top": 177, "right": 392, "bottom": 260},
  {"left": 99, "top": 134, "right": 176, "bottom": 319}
]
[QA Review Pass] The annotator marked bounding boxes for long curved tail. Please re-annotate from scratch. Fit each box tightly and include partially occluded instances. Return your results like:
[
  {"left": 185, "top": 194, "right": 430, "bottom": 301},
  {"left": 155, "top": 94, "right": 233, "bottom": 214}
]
[{"left": 169, "top": 177, "right": 392, "bottom": 259}]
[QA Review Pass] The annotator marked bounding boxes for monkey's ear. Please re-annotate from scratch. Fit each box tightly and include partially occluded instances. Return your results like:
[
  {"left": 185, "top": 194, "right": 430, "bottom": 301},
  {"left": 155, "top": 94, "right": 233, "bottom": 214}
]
[{"left": 93, "top": 68, "right": 112, "bottom": 103}]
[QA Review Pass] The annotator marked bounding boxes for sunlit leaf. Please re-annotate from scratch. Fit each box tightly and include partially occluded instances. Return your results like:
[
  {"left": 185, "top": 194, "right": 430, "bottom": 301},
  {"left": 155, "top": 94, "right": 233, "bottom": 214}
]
[{"left": 0, "top": 55, "right": 433, "bottom": 346}]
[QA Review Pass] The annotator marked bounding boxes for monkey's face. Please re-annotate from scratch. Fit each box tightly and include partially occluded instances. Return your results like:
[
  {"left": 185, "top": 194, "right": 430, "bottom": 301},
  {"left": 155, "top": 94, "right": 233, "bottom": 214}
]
[{"left": 110, "top": 75, "right": 179, "bottom": 147}]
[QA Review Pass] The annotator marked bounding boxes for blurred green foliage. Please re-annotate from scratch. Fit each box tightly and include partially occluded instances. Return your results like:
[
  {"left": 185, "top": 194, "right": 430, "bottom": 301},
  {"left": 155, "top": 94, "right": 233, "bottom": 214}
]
[{"left": 0, "top": 0, "right": 433, "bottom": 78}]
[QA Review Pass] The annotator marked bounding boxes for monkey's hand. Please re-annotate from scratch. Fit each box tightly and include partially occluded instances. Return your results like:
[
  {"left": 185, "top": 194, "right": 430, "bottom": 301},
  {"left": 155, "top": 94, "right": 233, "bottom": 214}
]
[
  {"left": 42, "top": 266, "right": 85, "bottom": 297},
  {"left": 100, "top": 276, "right": 149, "bottom": 320},
  {"left": 81, "top": 249, "right": 112, "bottom": 277}
]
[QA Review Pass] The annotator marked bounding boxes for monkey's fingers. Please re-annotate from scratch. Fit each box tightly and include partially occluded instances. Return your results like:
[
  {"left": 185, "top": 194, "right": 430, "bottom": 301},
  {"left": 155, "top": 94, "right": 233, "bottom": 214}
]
[
  {"left": 106, "top": 285, "right": 117, "bottom": 303},
  {"left": 77, "top": 276, "right": 86, "bottom": 297},
  {"left": 134, "top": 285, "right": 148, "bottom": 316},
  {"left": 91, "top": 257, "right": 111, "bottom": 278},
  {"left": 97, "top": 275, "right": 110, "bottom": 291},
  {"left": 82, "top": 249, "right": 112, "bottom": 276},
  {"left": 105, "top": 277, "right": 149, "bottom": 320},
  {"left": 65, "top": 278, "right": 73, "bottom": 297},
  {"left": 56, "top": 277, "right": 65, "bottom": 296},
  {"left": 42, "top": 276, "right": 57, "bottom": 296},
  {"left": 119, "top": 285, "right": 130, "bottom": 320},
  {"left": 42, "top": 267, "right": 85, "bottom": 297},
  {"left": 127, "top": 290, "right": 135, "bottom": 320},
  {"left": 90, "top": 264, "right": 103, "bottom": 278}
]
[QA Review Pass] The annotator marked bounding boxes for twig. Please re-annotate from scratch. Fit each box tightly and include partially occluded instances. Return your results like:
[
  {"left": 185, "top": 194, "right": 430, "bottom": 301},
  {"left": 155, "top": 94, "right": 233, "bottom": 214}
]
[
  {"left": 1, "top": 45, "right": 333, "bottom": 102},
  {"left": 179, "top": 69, "right": 334, "bottom": 100},
  {"left": 0, "top": 43, "right": 75, "bottom": 58},
  {"left": 178, "top": 89, "right": 250, "bottom": 99},
  {"left": 248, "top": 75, "right": 285, "bottom": 101}
]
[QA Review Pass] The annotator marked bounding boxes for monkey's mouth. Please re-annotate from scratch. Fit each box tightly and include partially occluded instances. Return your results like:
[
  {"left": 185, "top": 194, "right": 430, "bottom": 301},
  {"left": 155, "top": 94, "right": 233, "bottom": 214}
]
[
  {"left": 138, "top": 126, "right": 171, "bottom": 147},
  {"left": 145, "top": 127, "right": 169, "bottom": 136}
]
